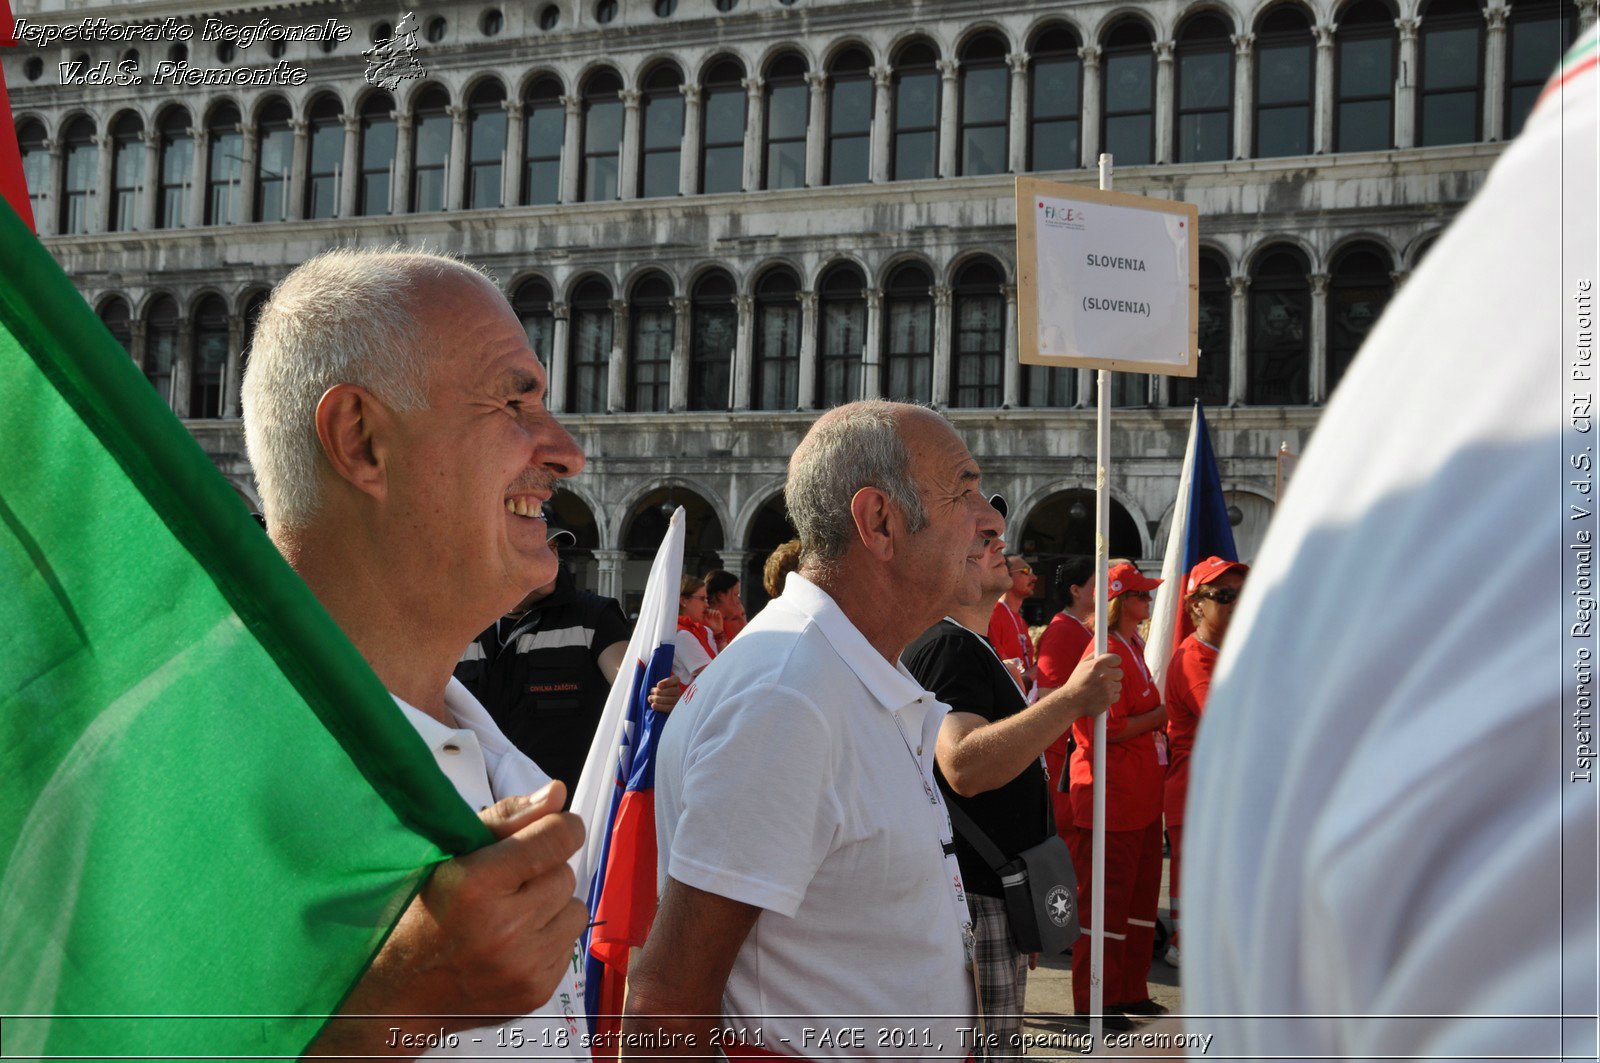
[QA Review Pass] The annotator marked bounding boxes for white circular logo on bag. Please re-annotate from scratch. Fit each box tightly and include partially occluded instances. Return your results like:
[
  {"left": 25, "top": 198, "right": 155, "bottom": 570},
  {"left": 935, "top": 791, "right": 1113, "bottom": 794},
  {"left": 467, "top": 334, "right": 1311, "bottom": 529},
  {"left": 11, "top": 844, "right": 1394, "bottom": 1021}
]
[{"left": 1046, "top": 886, "right": 1073, "bottom": 927}]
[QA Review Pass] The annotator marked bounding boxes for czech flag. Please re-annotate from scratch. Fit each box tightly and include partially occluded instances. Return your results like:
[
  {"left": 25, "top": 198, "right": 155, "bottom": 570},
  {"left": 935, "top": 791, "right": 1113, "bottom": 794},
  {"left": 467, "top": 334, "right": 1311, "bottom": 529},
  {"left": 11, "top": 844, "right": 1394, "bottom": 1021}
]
[
  {"left": 568, "top": 509, "right": 684, "bottom": 1057},
  {"left": 1145, "top": 402, "right": 1239, "bottom": 690}
]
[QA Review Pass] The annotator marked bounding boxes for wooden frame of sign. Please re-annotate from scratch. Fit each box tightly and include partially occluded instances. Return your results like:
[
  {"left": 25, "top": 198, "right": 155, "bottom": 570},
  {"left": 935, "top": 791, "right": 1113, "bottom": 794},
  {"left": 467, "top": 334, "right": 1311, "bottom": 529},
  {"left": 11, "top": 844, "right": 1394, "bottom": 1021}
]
[{"left": 1016, "top": 176, "right": 1201, "bottom": 377}]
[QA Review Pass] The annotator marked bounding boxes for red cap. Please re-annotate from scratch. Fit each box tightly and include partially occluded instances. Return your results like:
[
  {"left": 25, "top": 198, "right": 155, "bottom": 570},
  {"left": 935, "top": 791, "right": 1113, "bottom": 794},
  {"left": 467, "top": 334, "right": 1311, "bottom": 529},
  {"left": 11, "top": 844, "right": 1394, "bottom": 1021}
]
[
  {"left": 1185, "top": 556, "right": 1250, "bottom": 595},
  {"left": 1106, "top": 561, "right": 1162, "bottom": 599}
]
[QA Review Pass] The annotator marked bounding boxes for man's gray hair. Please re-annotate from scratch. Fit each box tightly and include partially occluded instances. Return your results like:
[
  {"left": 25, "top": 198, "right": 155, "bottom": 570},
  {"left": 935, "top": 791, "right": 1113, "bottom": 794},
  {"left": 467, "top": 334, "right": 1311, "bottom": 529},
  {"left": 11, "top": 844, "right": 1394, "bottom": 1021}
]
[
  {"left": 785, "top": 400, "right": 932, "bottom": 563},
  {"left": 241, "top": 248, "right": 493, "bottom": 530}
]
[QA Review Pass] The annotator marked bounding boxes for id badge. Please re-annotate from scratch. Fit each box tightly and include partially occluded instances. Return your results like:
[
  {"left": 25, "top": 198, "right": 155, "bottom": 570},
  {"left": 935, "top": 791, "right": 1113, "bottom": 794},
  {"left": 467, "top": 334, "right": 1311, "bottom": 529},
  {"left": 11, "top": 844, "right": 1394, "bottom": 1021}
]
[{"left": 1154, "top": 730, "right": 1169, "bottom": 766}]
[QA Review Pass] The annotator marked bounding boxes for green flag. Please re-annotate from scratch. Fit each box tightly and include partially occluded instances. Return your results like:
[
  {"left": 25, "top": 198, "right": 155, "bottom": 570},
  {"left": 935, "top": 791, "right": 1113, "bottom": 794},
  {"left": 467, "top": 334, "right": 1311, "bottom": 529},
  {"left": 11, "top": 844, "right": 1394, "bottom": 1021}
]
[{"left": 0, "top": 200, "right": 493, "bottom": 1055}]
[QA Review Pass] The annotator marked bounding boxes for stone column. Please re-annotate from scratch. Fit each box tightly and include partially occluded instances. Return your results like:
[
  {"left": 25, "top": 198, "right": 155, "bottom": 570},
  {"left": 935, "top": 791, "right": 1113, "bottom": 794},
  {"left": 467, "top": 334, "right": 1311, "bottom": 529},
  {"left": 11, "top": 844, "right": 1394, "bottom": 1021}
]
[
  {"left": 1390, "top": 267, "right": 1412, "bottom": 291},
  {"left": 186, "top": 128, "right": 208, "bottom": 229},
  {"left": 503, "top": 100, "right": 525, "bottom": 207},
  {"left": 1008, "top": 52, "right": 1030, "bottom": 173},
  {"left": 1154, "top": 41, "right": 1175, "bottom": 164},
  {"left": 390, "top": 111, "right": 414, "bottom": 213},
  {"left": 931, "top": 284, "right": 953, "bottom": 406},
  {"left": 287, "top": 119, "right": 309, "bottom": 221},
  {"left": 619, "top": 89, "right": 642, "bottom": 199},
  {"left": 716, "top": 549, "right": 754, "bottom": 589},
  {"left": 593, "top": 549, "right": 628, "bottom": 603},
  {"left": 607, "top": 300, "right": 630, "bottom": 413},
  {"left": 1079, "top": 47, "right": 1102, "bottom": 168},
  {"left": 223, "top": 315, "right": 244, "bottom": 418},
  {"left": 1484, "top": 5, "right": 1509, "bottom": 142},
  {"left": 670, "top": 296, "right": 691, "bottom": 410},
  {"left": 1002, "top": 283, "right": 1021, "bottom": 407},
  {"left": 1075, "top": 369, "right": 1093, "bottom": 408},
  {"left": 173, "top": 318, "right": 194, "bottom": 418},
  {"left": 1229, "top": 276, "right": 1250, "bottom": 405},
  {"left": 1308, "top": 272, "right": 1329, "bottom": 404},
  {"left": 339, "top": 114, "right": 360, "bottom": 217},
  {"left": 560, "top": 95, "right": 583, "bottom": 202},
  {"left": 938, "top": 59, "right": 959, "bottom": 178},
  {"left": 797, "top": 290, "right": 819, "bottom": 408},
  {"left": 130, "top": 315, "right": 148, "bottom": 373},
  {"left": 870, "top": 65, "right": 893, "bottom": 182},
  {"left": 446, "top": 105, "right": 468, "bottom": 210},
  {"left": 1154, "top": 372, "right": 1170, "bottom": 407},
  {"left": 140, "top": 131, "right": 160, "bottom": 230},
  {"left": 238, "top": 122, "right": 259, "bottom": 222},
  {"left": 863, "top": 288, "right": 884, "bottom": 398},
  {"left": 1581, "top": 0, "right": 1599, "bottom": 34},
  {"left": 1232, "top": 35, "right": 1255, "bottom": 159},
  {"left": 741, "top": 77, "right": 765, "bottom": 191},
  {"left": 549, "top": 302, "right": 571, "bottom": 413},
  {"left": 679, "top": 85, "right": 704, "bottom": 195},
  {"left": 1314, "top": 25, "right": 1336, "bottom": 153},
  {"left": 1395, "top": 20, "right": 1418, "bottom": 149},
  {"left": 732, "top": 294, "right": 754, "bottom": 408},
  {"left": 805, "top": 73, "right": 828, "bottom": 186},
  {"left": 93, "top": 134, "right": 113, "bottom": 233}
]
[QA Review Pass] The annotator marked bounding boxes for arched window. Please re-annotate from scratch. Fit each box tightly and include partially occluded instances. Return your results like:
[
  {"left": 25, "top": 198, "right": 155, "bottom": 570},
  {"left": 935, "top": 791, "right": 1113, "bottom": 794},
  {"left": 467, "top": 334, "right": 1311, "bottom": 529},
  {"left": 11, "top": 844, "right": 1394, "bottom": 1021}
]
[
  {"left": 1327, "top": 243, "right": 1394, "bottom": 392},
  {"left": 204, "top": 103, "right": 242, "bottom": 226},
  {"left": 1506, "top": 0, "right": 1574, "bottom": 138},
  {"left": 763, "top": 54, "right": 808, "bottom": 190},
  {"left": 891, "top": 41, "right": 940, "bottom": 181},
  {"left": 958, "top": 34, "right": 1009, "bottom": 176},
  {"left": 1335, "top": 0, "right": 1396, "bottom": 152},
  {"left": 883, "top": 262, "right": 934, "bottom": 403},
  {"left": 1248, "top": 246, "right": 1311, "bottom": 404},
  {"left": 1029, "top": 27, "right": 1081, "bottom": 171},
  {"left": 523, "top": 78, "right": 565, "bottom": 206},
  {"left": 98, "top": 297, "right": 134, "bottom": 357},
  {"left": 254, "top": 98, "right": 294, "bottom": 222},
  {"left": 690, "top": 271, "right": 736, "bottom": 410},
  {"left": 18, "top": 120, "right": 49, "bottom": 224},
  {"left": 818, "top": 263, "right": 866, "bottom": 406},
  {"left": 629, "top": 273, "right": 674, "bottom": 411},
  {"left": 641, "top": 65, "right": 685, "bottom": 199},
  {"left": 466, "top": 80, "right": 507, "bottom": 209},
  {"left": 358, "top": 92, "right": 396, "bottom": 215},
  {"left": 145, "top": 295, "right": 180, "bottom": 405},
  {"left": 569, "top": 277, "right": 613, "bottom": 413},
  {"left": 1102, "top": 20, "right": 1155, "bottom": 166},
  {"left": 109, "top": 114, "right": 144, "bottom": 232},
  {"left": 512, "top": 277, "right": 555, "bottom": 362},
  {"left": 1175, "top": 14, "right": 1233, "bottom": 163},
  {"left": 410, "top": 85, "right": 451, "bottom": 211},
  {"left": 701, "top": 59, "right": 746, "bottom": 194},
  {"left": 951, "top": 259, "right": 1004, "bottom": 408},
  {"left": 1171, "top": 251, "right": 1231, "bottom": 407},
  {"left": 305, "top": 95, "right": 344, "bottom": 219},
  {"left": 1255, "top": 5, "right": 1314, "bottom": 157},
  {"left": 59, "top": 116, "right": 97, "bottom": 235},
  {"left": 1417, "top": 0, "right": 1483, "bottom": 146},
  {"left": 753, "top": 268, "right": 801, "bottom": 410},
  {"left": 582, "top": 70, "right": 624, "bottom": 202},
  {"left": 826, "top": 48, "right": 873, "bottom": 185},
  {"left": 191, "top": 295, "right": 229, "bottom": 419},
  {"left": 157, "top": 108, "right": 194, "bottom": 229}
]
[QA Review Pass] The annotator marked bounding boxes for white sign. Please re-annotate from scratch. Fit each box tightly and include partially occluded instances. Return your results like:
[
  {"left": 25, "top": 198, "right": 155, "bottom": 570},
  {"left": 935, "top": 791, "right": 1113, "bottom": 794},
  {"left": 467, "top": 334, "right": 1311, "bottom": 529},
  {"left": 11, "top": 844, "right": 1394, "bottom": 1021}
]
[{"left": 1016, "top": 178, "right": 1200, "bottom": 376}]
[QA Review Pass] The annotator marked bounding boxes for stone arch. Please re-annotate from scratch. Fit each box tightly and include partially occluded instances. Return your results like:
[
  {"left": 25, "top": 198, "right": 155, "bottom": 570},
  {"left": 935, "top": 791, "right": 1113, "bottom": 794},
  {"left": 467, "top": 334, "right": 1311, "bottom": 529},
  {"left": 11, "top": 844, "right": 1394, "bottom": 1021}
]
[
  {"left": 617, "top": 481, "right": 730, "bottom": 595},
  {"left": 945, "top": 248, "right": 1014, "bottom": 287},
  {"left": 736, "top": 486, "right": 798, "bottom": 613},
  {"left": 810, "top": 250, "right": 873, "bottom": 291}
]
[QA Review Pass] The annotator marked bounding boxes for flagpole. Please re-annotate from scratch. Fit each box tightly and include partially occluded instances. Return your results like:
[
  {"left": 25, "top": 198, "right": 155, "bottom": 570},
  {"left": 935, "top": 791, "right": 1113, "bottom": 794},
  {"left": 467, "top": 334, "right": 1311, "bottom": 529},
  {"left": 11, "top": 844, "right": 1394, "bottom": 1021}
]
[{"left": 1090, "top": 151, "right": 1113, "bottom": 1045}]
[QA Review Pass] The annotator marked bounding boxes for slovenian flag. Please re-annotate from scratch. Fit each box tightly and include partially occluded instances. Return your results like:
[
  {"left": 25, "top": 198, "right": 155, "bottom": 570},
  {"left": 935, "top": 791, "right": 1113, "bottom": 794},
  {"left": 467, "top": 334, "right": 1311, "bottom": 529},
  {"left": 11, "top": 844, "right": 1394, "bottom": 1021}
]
[
  {"left": 568, "top": 509, "right": 683, "bottom": 1057},
  {"left": 1145, "top": 402, "right": 1239, "bottom": 690},
  {"left": 0, "top": 190, "right": 487, "bottom": 1053}
]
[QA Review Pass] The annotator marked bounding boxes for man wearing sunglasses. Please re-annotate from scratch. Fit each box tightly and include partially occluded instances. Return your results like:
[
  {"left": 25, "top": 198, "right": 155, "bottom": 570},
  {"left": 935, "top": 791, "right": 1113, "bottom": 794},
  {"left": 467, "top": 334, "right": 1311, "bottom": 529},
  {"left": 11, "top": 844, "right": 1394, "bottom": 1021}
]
[{"left": 987, "top": 555, "right": 1039, "bottom": 688}]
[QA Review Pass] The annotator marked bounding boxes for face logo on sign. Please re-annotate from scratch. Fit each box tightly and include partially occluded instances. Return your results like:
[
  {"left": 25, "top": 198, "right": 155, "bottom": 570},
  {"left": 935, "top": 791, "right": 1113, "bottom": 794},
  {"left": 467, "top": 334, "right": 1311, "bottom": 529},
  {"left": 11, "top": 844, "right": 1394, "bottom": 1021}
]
[
  {"left": 1040, "top": 204, "right": 1086, "bottom": 230},
  {"left": 1046, "top": 886, "right": 1074, "bottom": 927}
]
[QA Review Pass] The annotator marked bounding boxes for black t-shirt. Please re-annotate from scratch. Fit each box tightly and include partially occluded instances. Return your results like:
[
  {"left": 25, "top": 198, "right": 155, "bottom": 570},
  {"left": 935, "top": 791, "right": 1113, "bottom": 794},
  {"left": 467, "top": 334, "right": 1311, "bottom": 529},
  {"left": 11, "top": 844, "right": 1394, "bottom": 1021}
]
[{"left": 905, "top": 619, "right": 1053, "bottom": 898}]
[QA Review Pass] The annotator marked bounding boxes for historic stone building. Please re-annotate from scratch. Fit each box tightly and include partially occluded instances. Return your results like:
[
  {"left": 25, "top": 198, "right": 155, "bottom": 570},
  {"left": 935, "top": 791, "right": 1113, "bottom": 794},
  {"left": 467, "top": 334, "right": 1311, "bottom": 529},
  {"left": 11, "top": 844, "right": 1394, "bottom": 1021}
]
[{"left": 9, "top": 0, "right": 1590, "bottom": 616}]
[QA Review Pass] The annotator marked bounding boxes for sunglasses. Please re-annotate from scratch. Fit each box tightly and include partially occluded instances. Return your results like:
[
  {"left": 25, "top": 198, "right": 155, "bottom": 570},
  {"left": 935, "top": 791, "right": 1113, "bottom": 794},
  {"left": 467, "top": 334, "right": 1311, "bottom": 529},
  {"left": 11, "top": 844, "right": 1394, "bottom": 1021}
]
[
  {"left": 1013, "top": 566, "right": 1033, "bottom": 576},
  {"left": 1200, "top": 586, "right": 1241, "bottom": 605}
]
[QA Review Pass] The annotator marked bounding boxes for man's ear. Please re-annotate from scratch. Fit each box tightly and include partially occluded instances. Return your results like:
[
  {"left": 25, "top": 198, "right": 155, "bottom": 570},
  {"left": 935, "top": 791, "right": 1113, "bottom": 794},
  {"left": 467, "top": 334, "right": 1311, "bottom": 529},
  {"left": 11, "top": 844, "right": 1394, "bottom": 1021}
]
[
  {"left": 849, "top": 486, "right": 897, "bottom": 562},
  {"left": 313, "top": 384, "right": 390, "bottom": 503}
]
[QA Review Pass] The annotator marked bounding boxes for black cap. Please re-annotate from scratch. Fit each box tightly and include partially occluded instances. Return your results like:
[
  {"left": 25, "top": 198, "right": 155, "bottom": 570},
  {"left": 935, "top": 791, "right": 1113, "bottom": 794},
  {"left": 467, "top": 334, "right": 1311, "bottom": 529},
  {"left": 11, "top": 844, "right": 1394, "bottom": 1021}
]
[
  {"left": 546, "top": 525, "right": 578, "bottom": 548},
  {"left": 989, "top": 494, "right": 1009, "bottom": 519}
]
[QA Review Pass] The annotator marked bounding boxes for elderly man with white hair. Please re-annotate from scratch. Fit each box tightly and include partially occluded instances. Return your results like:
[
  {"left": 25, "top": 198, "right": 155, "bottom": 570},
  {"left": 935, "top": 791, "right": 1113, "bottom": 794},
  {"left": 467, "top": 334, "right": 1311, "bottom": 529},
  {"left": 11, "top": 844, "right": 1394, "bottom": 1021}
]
[{"left": 241, "top": 249, "right": 592, "bottom": 1059}]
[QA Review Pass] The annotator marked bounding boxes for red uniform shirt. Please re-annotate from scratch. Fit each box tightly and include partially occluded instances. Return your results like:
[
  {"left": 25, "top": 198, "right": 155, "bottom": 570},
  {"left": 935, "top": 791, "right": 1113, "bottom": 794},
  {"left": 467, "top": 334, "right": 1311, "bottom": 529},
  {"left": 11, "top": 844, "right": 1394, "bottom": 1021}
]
[
  {"left": 1036, "top": 611, "right": 1092, "bottom": 764},
  {"left": 1069, "top": 631, "right": 1163, "bottom": 831},
  {"left": 986, "top": 599, "right": 1034, "bottom": 672},
  {"left": 1163, "top": 633, "right": 1217, "bottom": 828}
]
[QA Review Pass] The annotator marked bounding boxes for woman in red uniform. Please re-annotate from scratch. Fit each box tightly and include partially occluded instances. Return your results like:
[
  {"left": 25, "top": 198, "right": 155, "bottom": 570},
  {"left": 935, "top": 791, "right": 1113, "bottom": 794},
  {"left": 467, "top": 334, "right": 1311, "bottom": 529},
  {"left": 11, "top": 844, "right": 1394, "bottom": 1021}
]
[
  {"left": 1067, "top": 562, "right": 1167, "bottom": 1021},
  {"left": 1162, "top": 556, "right": 1248, "bottom": 968},
  {"left": 1035, "top": 556, "right": 1097, "bottom": 839}
]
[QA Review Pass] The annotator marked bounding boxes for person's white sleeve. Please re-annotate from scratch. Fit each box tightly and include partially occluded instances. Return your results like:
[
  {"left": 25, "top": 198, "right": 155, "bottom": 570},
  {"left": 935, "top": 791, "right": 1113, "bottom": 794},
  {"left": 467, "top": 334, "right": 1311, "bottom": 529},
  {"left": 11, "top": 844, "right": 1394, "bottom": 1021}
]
[
  {"left": 664, "top": 683, "right": 841, "bottom": 918},
  {"left": 670, "top": 629, "right": 712, "bottom": 684}
]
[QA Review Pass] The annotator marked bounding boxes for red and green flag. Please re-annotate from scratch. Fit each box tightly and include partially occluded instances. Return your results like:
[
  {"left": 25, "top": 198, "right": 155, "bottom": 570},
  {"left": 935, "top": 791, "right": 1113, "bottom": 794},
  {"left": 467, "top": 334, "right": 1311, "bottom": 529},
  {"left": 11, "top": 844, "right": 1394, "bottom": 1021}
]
[{"left": 0, "top": 192, "right": 489, "bottom": 1053}]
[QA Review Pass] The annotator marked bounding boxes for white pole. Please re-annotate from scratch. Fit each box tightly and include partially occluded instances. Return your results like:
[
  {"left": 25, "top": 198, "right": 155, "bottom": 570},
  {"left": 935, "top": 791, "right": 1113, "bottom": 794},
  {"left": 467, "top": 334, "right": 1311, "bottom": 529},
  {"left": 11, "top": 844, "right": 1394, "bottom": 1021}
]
[{"left": 1090, "top": 151, "right": 1114, "bottom": 1045}]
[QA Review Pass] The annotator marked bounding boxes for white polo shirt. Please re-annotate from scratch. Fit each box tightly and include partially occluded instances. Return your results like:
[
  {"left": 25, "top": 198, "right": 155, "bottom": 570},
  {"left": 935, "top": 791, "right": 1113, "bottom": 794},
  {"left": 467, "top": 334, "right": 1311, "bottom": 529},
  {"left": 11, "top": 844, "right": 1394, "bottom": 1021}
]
[
  {"left": 394, "top": 679, "right": 590, "bottom": 1061},
  {"left": 655, "top": 574, "right": 975, "bottom": 1058}
]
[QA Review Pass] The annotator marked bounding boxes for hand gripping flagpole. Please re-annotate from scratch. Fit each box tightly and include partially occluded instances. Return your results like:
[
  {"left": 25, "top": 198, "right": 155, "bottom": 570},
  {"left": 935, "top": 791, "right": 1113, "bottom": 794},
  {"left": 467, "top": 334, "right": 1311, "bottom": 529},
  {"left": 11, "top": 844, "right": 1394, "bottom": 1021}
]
[{"left": 1089, "top": 151, "right": 1113, "bottom": 1046}]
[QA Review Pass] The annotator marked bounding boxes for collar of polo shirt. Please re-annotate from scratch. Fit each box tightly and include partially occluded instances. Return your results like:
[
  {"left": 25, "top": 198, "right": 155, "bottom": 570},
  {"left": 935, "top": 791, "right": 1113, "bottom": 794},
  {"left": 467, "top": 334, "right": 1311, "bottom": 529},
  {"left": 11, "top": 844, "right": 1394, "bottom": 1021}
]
[{"left": 779, "top": 572, "right": 936, "bottom": 715}]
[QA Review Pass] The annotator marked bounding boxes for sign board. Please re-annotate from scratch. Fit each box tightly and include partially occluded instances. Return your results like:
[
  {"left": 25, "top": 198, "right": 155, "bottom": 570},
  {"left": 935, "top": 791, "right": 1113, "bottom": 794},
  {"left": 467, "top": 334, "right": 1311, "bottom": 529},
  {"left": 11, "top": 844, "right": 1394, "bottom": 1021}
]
[{"left": 1016, "top": 177, "right": 1200, "bottom": 376}]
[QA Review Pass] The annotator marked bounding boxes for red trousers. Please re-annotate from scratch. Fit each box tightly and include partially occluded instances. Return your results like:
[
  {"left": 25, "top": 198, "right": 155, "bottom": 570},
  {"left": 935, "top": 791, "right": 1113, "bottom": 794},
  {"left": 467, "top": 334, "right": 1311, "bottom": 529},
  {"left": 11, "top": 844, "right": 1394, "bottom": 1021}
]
[
  {"left": 1066, "top": 819, "right": 1163, "bottom": 1011},
  {"left": 1166, "top": 824, "right": 1183, "bottom": 947}
]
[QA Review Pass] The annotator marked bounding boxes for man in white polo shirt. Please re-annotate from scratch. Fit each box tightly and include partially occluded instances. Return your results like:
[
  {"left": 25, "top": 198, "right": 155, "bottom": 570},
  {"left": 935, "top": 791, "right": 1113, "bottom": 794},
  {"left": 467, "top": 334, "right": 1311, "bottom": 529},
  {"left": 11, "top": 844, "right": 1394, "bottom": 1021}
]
[{"left": 624, "top": 401, "right": 1006, "bottom": 1059}]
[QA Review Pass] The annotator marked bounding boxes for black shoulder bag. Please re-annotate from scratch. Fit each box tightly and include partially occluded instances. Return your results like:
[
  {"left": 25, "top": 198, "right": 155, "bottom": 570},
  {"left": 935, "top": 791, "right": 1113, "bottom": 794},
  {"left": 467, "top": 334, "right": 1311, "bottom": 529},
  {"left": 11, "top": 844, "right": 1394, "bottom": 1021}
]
[{"left": 945, "top": 793, "right": 1080, "bottom": 956}]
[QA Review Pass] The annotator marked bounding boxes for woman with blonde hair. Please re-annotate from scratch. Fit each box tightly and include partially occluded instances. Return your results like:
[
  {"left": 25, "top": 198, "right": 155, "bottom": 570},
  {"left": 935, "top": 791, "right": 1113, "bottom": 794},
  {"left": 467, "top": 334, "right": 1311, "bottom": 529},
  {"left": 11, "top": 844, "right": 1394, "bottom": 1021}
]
[{"left": 672, "top": 575, "right": 717, "bottom": 685}]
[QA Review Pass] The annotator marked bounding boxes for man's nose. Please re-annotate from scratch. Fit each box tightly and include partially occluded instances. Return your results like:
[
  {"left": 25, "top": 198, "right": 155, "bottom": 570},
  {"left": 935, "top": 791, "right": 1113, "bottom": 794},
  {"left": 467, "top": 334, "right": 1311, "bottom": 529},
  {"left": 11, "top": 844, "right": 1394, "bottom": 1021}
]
[{"left": 536, "top": 412, "right": 586, "bottom": 479}]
